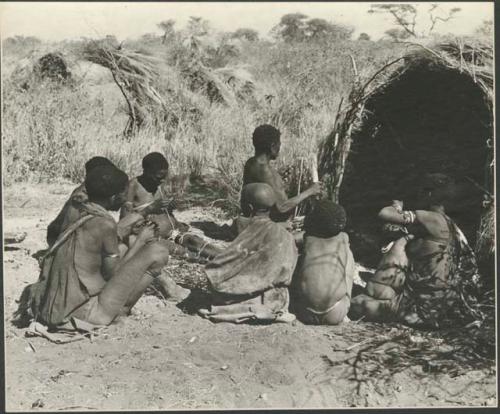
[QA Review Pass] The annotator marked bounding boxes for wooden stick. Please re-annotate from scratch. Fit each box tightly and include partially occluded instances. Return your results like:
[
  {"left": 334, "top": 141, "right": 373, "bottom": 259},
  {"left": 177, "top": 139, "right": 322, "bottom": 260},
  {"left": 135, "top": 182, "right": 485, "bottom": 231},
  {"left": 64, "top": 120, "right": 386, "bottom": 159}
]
[
  {"left": 294, "top": 158, "right": 305, "bottom": 218},
  {"left": 311, "top": 157, "right": 319, "bottom": 183}
]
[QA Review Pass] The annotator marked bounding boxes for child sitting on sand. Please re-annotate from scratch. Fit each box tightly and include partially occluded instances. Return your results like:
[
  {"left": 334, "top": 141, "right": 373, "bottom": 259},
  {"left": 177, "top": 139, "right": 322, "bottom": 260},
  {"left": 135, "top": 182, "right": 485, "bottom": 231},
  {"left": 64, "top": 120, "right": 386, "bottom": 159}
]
[{"left": 292, "top": 200, "right": 355, "bottom": 325}]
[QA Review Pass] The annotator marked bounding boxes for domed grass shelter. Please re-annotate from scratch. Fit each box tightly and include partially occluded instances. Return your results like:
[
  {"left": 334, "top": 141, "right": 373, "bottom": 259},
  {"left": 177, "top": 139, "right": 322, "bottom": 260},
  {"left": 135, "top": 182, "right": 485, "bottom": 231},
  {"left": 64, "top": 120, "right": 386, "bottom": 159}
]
[{"left": 318, "top": 38, "right": 494, "bottom": 275}]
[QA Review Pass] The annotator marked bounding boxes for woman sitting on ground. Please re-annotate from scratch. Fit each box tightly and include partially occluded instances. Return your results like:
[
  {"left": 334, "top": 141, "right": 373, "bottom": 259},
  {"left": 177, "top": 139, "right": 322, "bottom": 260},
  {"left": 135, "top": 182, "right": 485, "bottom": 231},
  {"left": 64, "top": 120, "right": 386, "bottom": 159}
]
[
  {"left": 121, "top": 152, "right": 220, "bottom": 260},
  {"left": 352, "top": 173, "right": 484, "bottom": 329},
  {"left": 198, "top": 183, "right": 298, "bottom": 324}
]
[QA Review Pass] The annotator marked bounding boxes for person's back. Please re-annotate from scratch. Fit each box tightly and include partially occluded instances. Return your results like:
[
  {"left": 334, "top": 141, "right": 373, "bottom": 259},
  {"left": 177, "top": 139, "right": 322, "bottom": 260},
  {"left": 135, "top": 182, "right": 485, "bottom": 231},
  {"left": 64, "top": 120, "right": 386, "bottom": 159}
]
[
  {"left": 298, "top": 232, "right": 353, "bottom": 310},
  {"left": 243, "top": 157, "right": 287, "bottom": 202},
  {"left": 293, "top": 200, "right": 354, "bottom": 325},
  {"left": 73, "top": 212, "right": 116, "bottom": 296},
  {"left": 240, "top": 125, "right": 321, "bottom": 222},
  {"left": 47, "top": 157, "right": 115, "bottom": 247}
]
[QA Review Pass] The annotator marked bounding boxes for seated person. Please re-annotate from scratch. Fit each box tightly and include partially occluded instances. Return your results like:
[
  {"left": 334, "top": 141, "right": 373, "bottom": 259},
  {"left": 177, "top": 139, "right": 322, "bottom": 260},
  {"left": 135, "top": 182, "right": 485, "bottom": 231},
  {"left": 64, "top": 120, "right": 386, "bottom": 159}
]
[
  {"left": 350, "top": 226, "right": 414, "bottom": 321},
  {"left": 365, "top": 227, "right": 414, "bottom": 300},
  {"left": 15, "top": 165, "right": 171, "bottom": 330},
  {"left": 292, "top": 200, "right": 355, "bottom": 325},
  {"left": 198, "top": 183, "right": 298, "bottom": 323},
  {"left": 46, "top": 156, "right": 115, "bottom": 247},
  {"left": 351, "top": 178, "right": 483, "bottom": 328},
  {"left": 121, "top": 152, "right": 219, "bottom": 260},
  {"left": 120, "top": 152, "right": 177, "bottom": 218},
  {"left": 237, "top": 125, "right": 321, "bottom": 231}
]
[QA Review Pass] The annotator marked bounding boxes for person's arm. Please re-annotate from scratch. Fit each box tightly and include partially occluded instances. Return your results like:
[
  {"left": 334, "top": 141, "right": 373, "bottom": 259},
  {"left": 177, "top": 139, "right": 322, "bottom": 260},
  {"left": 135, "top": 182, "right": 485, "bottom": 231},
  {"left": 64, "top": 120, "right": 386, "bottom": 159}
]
[
  {"left": 258, "top": 164, "right": 322, "bottom": 214},
  {"left": 121, "top": 223, "right": 157, "bottom": 262},
  {"left": 120, "top": 180, "right": 138, "bottom": 219},
  {"left": 378, "top": 202, "right": 448, "bottom": 239},
  {"left": 275, "top": 183, "right": 321, "bottom": 214},
  {"left": 101, "top": 219, "right": 121, "bottom": 279}
]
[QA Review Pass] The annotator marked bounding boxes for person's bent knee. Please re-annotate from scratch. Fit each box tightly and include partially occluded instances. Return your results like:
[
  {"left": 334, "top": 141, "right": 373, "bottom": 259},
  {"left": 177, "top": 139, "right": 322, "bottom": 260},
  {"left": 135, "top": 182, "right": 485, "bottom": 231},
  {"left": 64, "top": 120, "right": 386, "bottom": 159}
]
[{"left": 144, "top": 241, "right": 170, "bottom": 271}]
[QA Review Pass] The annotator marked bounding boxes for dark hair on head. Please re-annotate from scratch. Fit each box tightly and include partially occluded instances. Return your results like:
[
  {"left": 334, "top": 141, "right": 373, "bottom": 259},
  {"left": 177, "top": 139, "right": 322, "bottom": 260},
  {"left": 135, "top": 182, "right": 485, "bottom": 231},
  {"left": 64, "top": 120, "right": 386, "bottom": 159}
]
[
  {"left": 84, "top": 156, "right": 114, "bottom": 175},
  {"left": 252, "top": 124, "right": 280, "bottom": 152},
  {"left": 142, "top": 152, "right": 169, "bottom": 172},
  {"left": 85, "top": 165, "right": 129, "bottom": 200},
  {"left": 304, "top": 200, "right": 347, "bottom": 238}
]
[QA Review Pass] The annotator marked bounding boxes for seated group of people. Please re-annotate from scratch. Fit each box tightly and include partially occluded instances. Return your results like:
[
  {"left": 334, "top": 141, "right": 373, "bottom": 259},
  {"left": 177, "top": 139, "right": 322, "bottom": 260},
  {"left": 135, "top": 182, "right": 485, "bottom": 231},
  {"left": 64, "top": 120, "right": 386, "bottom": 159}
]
[{"left": 15, "top": 124, "right": 484, "bottom": 333}]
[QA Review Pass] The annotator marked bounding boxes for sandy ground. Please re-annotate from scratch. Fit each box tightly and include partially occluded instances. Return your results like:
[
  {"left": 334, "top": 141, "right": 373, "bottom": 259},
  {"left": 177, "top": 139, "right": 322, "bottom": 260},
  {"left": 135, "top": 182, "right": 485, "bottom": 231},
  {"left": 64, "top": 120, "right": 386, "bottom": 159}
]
[{"left": 3, "top": 183, "right": 497, "bottom": 411}]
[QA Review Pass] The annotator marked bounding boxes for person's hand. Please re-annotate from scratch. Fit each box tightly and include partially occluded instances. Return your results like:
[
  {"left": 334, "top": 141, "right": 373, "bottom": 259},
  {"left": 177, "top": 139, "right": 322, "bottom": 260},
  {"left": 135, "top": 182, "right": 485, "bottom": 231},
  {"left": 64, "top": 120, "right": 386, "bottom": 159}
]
[
  {"left": 147, "top": 198, "right": 171, "bottom": 214},
  {"left": 391, "top": 200, "right": 404, "bottom": 213},
  {"left": 131, "top": 218, "right": 146, "bottom": 235},
  {"left": 136, "top": 223, "right": 157, "bottom": 244}
]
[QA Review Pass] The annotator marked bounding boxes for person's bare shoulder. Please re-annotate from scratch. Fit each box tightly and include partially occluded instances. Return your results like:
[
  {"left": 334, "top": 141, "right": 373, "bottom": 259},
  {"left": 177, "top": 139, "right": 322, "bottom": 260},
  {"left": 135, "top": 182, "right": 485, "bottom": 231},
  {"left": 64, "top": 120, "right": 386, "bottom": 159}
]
[
  {"left": 414, "top": 210, "right": 449, "bottom": 237},
  {"left": 86, "top": 215, "right": 117, "bottom": 236},
  {"left": 125, "top": 177, "right": 140, "bottom": 200},
  {"left": 339, "top": 232, "right": 350, "bottom": 243},
  {"left": 244, "top": 158, "right": 275, "bottom": 184}
]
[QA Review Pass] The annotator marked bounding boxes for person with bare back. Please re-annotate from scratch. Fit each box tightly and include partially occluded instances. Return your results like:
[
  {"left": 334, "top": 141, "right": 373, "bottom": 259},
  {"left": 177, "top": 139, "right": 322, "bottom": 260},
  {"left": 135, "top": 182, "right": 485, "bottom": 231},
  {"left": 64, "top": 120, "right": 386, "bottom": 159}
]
[
  {"left": 292, "top": 200, "right": 355, "bottom": 325},
  {"left": 350, "top": 174, "right": 484, "bottom": 329},
  {"left": 15, "top": 165, "right": 171, "bottom": 330},
  {"left": 241, "top": 125, "right": 322, "bottom": 224},
  {"left": 46, "top": 156, "right": 115, "bottom": 247}
]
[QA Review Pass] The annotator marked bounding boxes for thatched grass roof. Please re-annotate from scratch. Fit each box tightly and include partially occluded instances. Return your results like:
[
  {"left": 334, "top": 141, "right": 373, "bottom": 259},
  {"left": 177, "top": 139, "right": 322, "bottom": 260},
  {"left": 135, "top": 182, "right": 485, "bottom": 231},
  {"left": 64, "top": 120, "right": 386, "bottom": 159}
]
[
  {"left": 82, "top": 42, "right": 166, "bottom": 136},
  {"left": 318, "top": 37, "right": 494, "bottom": 265},
  {"left": 319, "top": 37, "right": 493, "bottom": 179}
]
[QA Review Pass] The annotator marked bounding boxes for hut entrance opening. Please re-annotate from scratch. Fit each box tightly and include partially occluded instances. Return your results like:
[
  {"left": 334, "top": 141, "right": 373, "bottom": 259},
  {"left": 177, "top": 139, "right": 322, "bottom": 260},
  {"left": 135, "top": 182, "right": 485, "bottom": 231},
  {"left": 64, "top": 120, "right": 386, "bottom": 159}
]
[{"left": 340, "top": 59, "right": 492, "bottom": 267}]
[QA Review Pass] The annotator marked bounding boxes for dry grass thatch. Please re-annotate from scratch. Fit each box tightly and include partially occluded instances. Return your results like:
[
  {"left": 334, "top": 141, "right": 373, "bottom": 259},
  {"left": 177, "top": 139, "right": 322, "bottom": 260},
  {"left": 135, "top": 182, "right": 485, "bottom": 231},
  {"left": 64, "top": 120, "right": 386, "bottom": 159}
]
[
  {"left": 318, "top": 37, "right": 494, "bottom": 260},
  {"left": 82, "top": 42, "right": 166, "bottom": 136}
]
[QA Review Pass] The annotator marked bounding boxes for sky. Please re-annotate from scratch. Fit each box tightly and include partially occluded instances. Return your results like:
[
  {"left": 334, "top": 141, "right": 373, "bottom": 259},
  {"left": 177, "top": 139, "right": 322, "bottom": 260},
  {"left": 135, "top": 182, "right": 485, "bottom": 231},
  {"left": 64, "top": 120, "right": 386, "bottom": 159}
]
[{"left": 0, "top": 2, "right": 494, "bottom": 41}]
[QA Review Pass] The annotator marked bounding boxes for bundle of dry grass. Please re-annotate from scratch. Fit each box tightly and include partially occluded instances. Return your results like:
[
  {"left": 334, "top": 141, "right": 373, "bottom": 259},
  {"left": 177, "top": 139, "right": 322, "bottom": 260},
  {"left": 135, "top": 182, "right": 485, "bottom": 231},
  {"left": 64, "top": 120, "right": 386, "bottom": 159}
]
[
  {"left": 318, "top": 37, "right": 494, "bottom": 267},
  {"left": 35, "top": 53, "right": 71, "bottom": 81},
  {"left": 82, "top": 42, "right": 166, "bottom": 136}
]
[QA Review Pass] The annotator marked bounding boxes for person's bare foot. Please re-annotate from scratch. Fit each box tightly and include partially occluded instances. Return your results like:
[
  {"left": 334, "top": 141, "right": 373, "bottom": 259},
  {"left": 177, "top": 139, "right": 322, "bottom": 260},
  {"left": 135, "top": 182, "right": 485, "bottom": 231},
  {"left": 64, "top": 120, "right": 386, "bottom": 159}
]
[{"left": 156, "top": 272, "right": 191, "bottom": 302}]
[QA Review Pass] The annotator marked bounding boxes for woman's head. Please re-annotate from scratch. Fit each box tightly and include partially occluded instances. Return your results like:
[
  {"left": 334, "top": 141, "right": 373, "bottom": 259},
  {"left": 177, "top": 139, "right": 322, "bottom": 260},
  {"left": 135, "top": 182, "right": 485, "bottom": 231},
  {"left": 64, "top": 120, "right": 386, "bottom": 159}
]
[
  {"left": 252, "top": 124, "right": 281, "bottom": 159},
  {"left": 85, "top": 165, "right": 129, "bottom": 211},
  {"left": 84, "top": 156, "right": 115, "bottom": 176},
  {"left": 142, "top": 152, "right": 169, "bottom": 185},
  {"left": 304, "top": 200, "right": 347, "bottom": 238}
]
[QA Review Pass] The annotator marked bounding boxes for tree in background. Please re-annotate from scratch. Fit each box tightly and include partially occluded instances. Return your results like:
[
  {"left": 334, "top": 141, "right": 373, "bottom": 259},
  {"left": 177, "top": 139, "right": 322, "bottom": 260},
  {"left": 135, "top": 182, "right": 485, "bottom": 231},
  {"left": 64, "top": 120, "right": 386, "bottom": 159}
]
[
  {"left": 358, "top": 32, "right": 371, "bottom": 41},
  {"left": 157, "top": 19, "right": 176, "bottom": 44},
  {"left": 384, "top": 28, "right": 412, "bottom": 41},
  {"left": 186, "top": 16, "right": 211, "bottom": 37},
  {"left": 271, "top": 13, "right": 308, "bottom": 42},
  {"left": 231, "top": 28, "right": 259, "bottom": 42},
  {"left": 475, "top": 19, "right": 493, "bottom": 39},
  {"left": 369, "top": 4, "right": 461, "bottom": 39},
  {"left": 305, "top": 18, "right": 354, "bottom": 41},
  {"left": 2, "top": 35, "right": 41, "bottom": 50},
  {"left": 272, "top": 13, "right": 353, "bottom": 42}
]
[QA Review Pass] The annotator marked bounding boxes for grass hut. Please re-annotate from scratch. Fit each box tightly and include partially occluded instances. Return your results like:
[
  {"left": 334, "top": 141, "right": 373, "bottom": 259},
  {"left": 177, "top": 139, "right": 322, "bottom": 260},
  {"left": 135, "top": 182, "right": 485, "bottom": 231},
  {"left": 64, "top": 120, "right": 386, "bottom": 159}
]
[
  {"left": 319, "top": 37, "right": 494, "bottom": 276},
  {"left": 82, "top": 42, "right": 166, "bottom": 136}
]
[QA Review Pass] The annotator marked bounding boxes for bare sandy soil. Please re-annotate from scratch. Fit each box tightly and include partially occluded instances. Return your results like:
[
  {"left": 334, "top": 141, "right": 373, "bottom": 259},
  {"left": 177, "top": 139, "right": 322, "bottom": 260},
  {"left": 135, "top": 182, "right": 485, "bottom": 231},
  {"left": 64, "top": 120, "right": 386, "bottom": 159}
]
[{"left": 3, "top": 183, "right": 497, "bottom": 411}]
